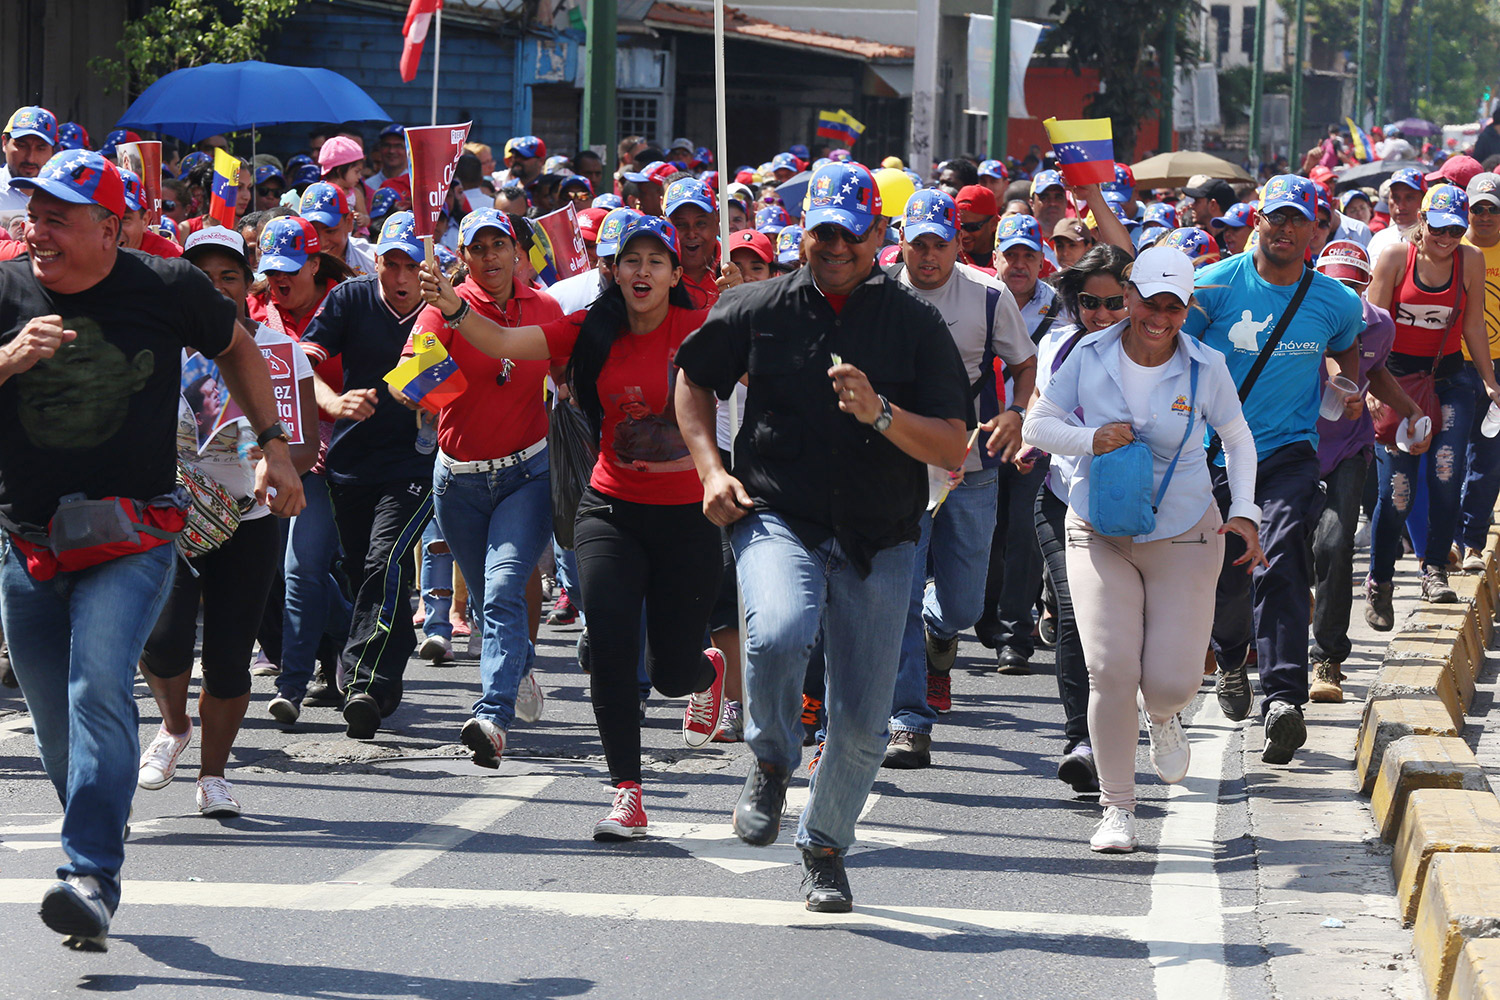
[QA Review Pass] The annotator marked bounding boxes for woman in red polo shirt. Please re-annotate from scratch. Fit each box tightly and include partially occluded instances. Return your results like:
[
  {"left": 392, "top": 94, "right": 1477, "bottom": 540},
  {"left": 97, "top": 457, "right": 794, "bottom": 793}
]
[
  {"left": 406, "top": 209, "right": 562, "bottom": 767},
  {"left": 418, "top": 215, "right": 727, "bottom": 840}
]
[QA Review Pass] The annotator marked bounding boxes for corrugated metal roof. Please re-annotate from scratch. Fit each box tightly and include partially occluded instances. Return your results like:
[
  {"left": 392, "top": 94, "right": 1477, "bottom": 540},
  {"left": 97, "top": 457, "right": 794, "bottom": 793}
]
[{"left": 643, "top": 2, "right": 913, "bottom": 62}]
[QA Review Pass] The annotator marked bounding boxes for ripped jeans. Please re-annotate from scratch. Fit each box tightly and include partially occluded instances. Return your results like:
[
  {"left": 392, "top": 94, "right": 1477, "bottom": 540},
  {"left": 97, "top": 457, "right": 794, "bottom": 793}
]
[{"left": 1369, "top": 367, "right": 1475, "bottom": 583}]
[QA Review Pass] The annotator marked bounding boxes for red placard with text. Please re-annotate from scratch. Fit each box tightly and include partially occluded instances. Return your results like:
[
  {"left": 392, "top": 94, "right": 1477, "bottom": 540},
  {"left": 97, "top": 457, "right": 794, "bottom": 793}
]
[
  {"left": 405, "top": 122, "right": 472, "bottom": 238},
  {"left": 118, "top": 140, "right": 163, "bottom": 225}
]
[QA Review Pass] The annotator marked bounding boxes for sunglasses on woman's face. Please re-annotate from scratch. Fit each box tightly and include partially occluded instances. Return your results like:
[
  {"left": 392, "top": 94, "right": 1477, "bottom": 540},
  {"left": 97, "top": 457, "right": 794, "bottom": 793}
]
[
  {"left": 1430, "top": 224, "right": 1468, "bottom": 239},
  {"left": 1078, "top": 292, "right": 1125, "bottom": 311}
]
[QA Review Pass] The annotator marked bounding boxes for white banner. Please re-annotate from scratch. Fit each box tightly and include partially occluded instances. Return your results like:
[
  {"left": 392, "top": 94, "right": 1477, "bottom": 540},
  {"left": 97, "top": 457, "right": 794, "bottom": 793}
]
[{"left": 965, "top": 16, "right": 1045, "bottom": 120}]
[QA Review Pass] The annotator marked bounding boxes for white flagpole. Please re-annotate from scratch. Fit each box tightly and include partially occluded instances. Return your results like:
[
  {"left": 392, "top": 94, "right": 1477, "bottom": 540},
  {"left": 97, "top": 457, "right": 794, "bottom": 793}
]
[{"left": 430, "top": 3, "right": 443, "bottom": 127}]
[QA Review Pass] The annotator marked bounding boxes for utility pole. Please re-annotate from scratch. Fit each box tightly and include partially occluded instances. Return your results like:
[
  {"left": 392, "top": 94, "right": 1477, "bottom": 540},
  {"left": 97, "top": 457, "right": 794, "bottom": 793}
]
[
  {"left": 988, "top": 0, "right": 1012, "bottom": 160},
  {"left": 582, "top": 0, "right": 617, "bottom": 171},
  {"left": 1291, "top": 0, "right": 1306, "bottom": 154},
  {"left": 1248, "top": 0, "right": 1268, "bottom": 167},
  {"left": 1356, "top": 0, "right": 1366, "bottom": 125},
  {"left": 1159, "top": 3, "right": 1178, "bottom": 153},
  {"left": 910, "top": 0, "right": 938, "bottom": 175},
  {"left": 1377, "top": 0, "right": 1390, "bottom": 124}
]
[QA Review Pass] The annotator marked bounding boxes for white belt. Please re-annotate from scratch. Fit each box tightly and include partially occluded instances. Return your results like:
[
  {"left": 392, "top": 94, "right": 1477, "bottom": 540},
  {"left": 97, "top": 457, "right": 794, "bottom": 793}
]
[{"left": 438, "top": 438, "right": 547, "bottom": 474}]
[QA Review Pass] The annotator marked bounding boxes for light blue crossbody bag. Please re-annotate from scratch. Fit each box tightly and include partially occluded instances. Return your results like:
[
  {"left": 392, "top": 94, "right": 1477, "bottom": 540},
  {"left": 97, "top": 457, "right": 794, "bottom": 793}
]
[{"left": 1088, "top": 359, "right": 1199, "bottom": 537}]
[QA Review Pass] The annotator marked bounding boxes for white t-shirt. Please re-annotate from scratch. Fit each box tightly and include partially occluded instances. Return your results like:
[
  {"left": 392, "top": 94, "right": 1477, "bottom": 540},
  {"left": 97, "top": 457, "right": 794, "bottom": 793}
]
[
  {"left": 344, "top": 237, "right": 378, "bottom": 278},
  {"left": 464, "top": 187, "right": 489, "bottom": 214},
  {"left": 1117, "top": 343, "right": 1157, "bottom": 427},
  {"left": 549, "top": 268, "right": 606, "bottom": 315},
  {"left": 177, "top": 322, "right": 314, "bottom": 521},
  {"left": 0, "top": 165, "right": 29, "bottom": 214},
  {"left": 1330, "top": 213, "right": 1373, "bottom": 249},
  {"left": 1367, "top": 223, "right": 1414, "bottom": 270}
]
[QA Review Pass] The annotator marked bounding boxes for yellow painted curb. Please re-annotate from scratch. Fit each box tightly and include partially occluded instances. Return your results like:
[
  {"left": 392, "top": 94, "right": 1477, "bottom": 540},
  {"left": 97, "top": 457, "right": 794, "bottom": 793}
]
[
  {"left": 1393, "top": 789, "right": 1500, "bottom": 926},
  {"left": 1369, "top": 661, "right": 1467, "bottom": 732},
  {"left": 1413, "top": 853, "right": 1500, "bottom": 1000},
  {"left": 1357, "top": 695, "right": 1463, "bottom": 795},
  {"left": 1452, "top": 939, "right": 1500, "bottom": 1000},
  {"left": 1371, "top": 735, "right": 1492, "bottom": 843}
]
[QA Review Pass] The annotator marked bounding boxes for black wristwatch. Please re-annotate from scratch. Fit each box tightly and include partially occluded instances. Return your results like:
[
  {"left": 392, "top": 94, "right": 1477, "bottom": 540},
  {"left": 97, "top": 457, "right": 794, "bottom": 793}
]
[
  {"left": 256, "top": 421, "right": 291, "bottom": 449},
  {"left": 1007, "top": 403, "right": 1027, "bottom": 415},
  {"left": 871, "top": 394, "right": 893, "bottom": 434}
]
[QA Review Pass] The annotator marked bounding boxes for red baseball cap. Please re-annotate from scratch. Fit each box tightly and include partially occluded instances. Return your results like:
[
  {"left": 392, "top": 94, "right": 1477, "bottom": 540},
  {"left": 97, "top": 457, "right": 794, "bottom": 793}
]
[
  {"left": 577, "top": 207, "right": 608, "bottom": 243},
  {"left": 1315, "top": 239, "right": 1372, "bottom": 283},
  {"left": 727, "top": 228, "right": 774, "bottom": 264},
  {"left": 1427, "top": 154, "right": 1483, "bottom": 190},
  {"left": 955, "top": 184, "right": 998, "bottom": 217}
]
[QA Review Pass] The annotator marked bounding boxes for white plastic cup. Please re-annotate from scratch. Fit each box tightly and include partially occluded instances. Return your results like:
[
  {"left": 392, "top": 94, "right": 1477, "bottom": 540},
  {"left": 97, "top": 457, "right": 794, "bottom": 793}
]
[
  {"left": 1319, "top": 375, "right": 1359, "bottom": 420},
  {"left": 1397, "top": 415, "right": 1433, "bottom": 453},
  {"left": 1483, "top": 403, "right": 1500, "bottom": 439}
]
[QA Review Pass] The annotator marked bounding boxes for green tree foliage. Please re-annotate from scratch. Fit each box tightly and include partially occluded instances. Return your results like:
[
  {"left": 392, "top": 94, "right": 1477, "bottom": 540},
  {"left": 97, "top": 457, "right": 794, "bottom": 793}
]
[
  {"left": 1041, "top": 0, "right": 1199, "bottom": 158},
  {"left": 90, "top": 0, "right": 301, "bottom": 96}
]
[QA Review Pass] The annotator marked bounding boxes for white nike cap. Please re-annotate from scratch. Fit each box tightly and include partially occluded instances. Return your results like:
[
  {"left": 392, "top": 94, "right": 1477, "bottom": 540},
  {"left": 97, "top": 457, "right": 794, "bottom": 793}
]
[{"left": 1130, "top": 245, "right": 1196, "bottom": 305}]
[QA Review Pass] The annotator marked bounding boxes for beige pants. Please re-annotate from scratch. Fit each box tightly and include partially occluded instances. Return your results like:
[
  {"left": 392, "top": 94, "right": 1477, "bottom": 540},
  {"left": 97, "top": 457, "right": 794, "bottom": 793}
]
[{"left": 1065, "top": 503, "right": 1224, "bottom": 811}]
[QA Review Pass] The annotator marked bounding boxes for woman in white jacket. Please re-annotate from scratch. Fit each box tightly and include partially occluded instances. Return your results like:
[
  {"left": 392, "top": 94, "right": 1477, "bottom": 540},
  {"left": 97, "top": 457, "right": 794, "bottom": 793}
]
[{"left": 1022, "top": 246, "right": 1268, "bottom": 853}]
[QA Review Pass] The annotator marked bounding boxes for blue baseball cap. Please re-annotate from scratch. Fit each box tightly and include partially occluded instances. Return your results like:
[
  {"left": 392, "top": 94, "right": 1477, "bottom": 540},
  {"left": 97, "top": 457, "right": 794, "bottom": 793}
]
[
  {"left": 99, "top": 128, "right": 137, "bottom": 158},
  {"left": 592, "top": 193, "right": 625, "bottom": 210},
  {"left": 596, "top": 207, "right": 642, "bottom": 258},
  {"left": 622, "top": 160, "right": 670, "bottom": 184},
  {"left": 1102, "top": 190, "right": 1129, "bottom": 211},
  {"left": 459, "top": 208, "right": 515, "bottom": 246},
  {"left": 374, "top": 211, "right": 423, "bottom": 261},
  {"left": 179, "top": 151, "right": 211, "bottom": 176},
  {"left": 1339, "top": 189, "right": 1371, "bottom": 212},
  {"left": 286, "top": 153, "right": 314, "bottom": 172},
  {"left": 1423, "top": 184, "right": 1470, "bottom": 229},
  {"left": 1211, "top": 202, "right": 1256, "bottom": 228},
  {"left": 379, "top": 123, "right": 405, "bottom": 139},
  {"left": 664, "top": 177, "right": 716, "bottom": 216},
  {"left": 1102, "top": 162, "right": 1135, "bottom": 199},
  {"left": 119, "top": 168, "right": 143, "bottom": 212},
  {"left": 978, "top": 159, "right": 1008, "bottom": 181},
  {"left": 776, "top": 225, "right": 804, "bottom": 265},
  {"left": 755, "top": 204, "right": 793, "bottom": 234},
  {"left": 1259, "top": 174, "right": 1317, "bottom": 221},
  {"left": 803, "top": 162, "right": 882, "bottom": 236},
  {"left": 258, "top": 216, "right": 322, "bottom": 273},
  {"left": 255, "top": 164, "right": 284, "bottom": 186},
  {"left": 902, "top": 189, "right": 959, "bottom": 242},
  {"left": 771, "top": 152, "right": 800, "bottom": 174},
  {"left": 369, "top": 186, "right": 401, "bottom": 219},
  {"left": 12, "top": 149, "right": 127, "bottom": 217},
  {"left": 560, "top": 175, "right": 594, "bottom": 198},
  {"left": 292, "top": 163, "right": 322, "bottom": 186},
  {"left": 1132, "top": 225, "right": 1164, "bottom": 253},
  {"left": 1162, "top": 227, "right": 1221, "bottom": 267},
  {"left": 434, "top": 243, "right": 457, "bottom": 269},
  {"left": 996, "top": 214, "right": 1043, "bottom": 253},
  {"left": 299, "top": 182, "right": 349, "bottom": 226},
  {"left": 505, "top": 135, "right": 546, "bottom": 162},
  {"left": 55, "top": 122, "right": 88, "bottom": 151},
  {"left": 789, "top": 144, "right": 811, "bottom": 162},
  {"left": 1031, "top": 170, "right": 1065, "bottom": 195},
  {"left": 1390, "top": 167, "right": 1428, "bottom": 193},
  {"left": 5, "top": 106, "right": 58, "bottom": 145},
  {"left": 1142, "top": 202, "right": 1178, "bottom": 229},
  {"left": 617, "top": 214, "right": 682, "bottom": 261}
]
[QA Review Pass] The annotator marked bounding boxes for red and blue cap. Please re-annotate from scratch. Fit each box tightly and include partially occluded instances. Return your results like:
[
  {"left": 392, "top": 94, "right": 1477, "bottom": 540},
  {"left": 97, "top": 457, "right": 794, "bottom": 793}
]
[
  {"left": 978, "top": 159, "right": 1008, "bottom": 181},
  {"left": 1259, "top": 174, "right": 1317, "bottom": 221},
  {"left": 755, "top": 204, "right": 793, "bottom": 234},
  {"left": 996, "top": 213, "right": 1043, "bottom": 253},
  {"left": 1162, "top": 227, "right": 1221, "bottom": 267},
  {"left": 505, "top": 135, "right": 546, "bottom": 163},
  {"left": 286, "top": 153, "right": 314, "bottom": 172},
  {"left": 1211, "top": 202, "right": 1255, "bottom": 228},
  {"left": 789, "top": 144, "right": 811, "bottom": 162},
  {"left": 55, "top": 122, "right": 88, "bottom": 151},
  {"left": 379, "top": 123, "right": 405, "bottom": 139},
  {"left": 803, "top": 162, "right": 882, "bottom": 236},
  {"left": 119, "top": 168, "right": 144, "bottom": 212},
  {"left": 596, "top": 207, "right": 642, "bottom": 258},
  {"left": 1102, "top": 162, "right": 1135, "bottom": 199},
  {"left": 255, "top": 164, "right": 284, "bottom": 186},
  {"left": 617, "top": 214, "right": 682, "bottom": 260},
  {"left": 560, "top": 175, "right": 594, "bottom": 197},
  {"left": 259, "top": 216, "right": 322, "bottom": 273},
  {"left": 12, "top": 149, "right": 127, "bottom": 217},
  {"left": 664, "top": 177, "right": 716, "bottom": 216},
  {"left": 592, "top": 193, "right": 625, "bottom": 211},
  {"left": 374, "top": 211, "right": 423, "bottom": 261},
  {"left": 902, "top": 189, "right": 959, "bottom": 242},
  {"left": 4, "top": 106, "right": 58, "bottom": 145},
  {"left": 775, "top": 225, "right": 804, "bottom": 265},
  {"left": 299, "top": 181, "right": 349, "bottom": 226},
  {"left": 292, "top": 163, "right": 322, "bottom": 186},
  {"left": 1030, "top": 169, "right": 1065, "bottom": 195},
  {"left": 459, "top": 208, "right": 516, "bottom": 246},
  {"left": 1422, "top": 184, "right": 1469, "bottom": 229},
  {"left": 771, "top": 152, "right": 800, "bottom": 174},
  {"left": 369, "top": 186, "right": 401, "bottom": 218},
  {"left": 622, "top": 160, "right": 676, "bottom": 186},
  {"left": 99, "top": 129, "right": 140, "bottom": 158},
  {"left": 1390, "top": 167, "right": 1428, "bottom": 193},
  {"left": 179, "top": 151, "right": 211, "bottom": 176},
  {"left": 692, "top": 147, "right": 715, "bottom": 170},
  {"left": 1142, "top": 202, "right": 1178, "bottom": 229}
]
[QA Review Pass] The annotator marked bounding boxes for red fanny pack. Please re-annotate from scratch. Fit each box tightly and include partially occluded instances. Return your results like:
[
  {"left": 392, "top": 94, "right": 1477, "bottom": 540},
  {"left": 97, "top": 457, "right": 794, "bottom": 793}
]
[{"left": 6, "top": 494, "right": 186, "bottom": 582}]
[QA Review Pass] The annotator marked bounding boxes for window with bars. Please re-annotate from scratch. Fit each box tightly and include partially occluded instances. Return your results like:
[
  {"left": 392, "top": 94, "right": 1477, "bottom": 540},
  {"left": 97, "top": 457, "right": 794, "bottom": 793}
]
[{"left": 618, "top": 95, "right": 662, "bottom": 147}]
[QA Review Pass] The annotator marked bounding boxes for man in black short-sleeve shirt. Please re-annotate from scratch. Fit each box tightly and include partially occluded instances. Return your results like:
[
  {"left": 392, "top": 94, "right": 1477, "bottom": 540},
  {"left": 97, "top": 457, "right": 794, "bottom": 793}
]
[
  {"left": 675, "top": 162, "right": 970, "bottom": 913},
  {"left": 0, "top": 150, "right": 300, "bottom": 950}
]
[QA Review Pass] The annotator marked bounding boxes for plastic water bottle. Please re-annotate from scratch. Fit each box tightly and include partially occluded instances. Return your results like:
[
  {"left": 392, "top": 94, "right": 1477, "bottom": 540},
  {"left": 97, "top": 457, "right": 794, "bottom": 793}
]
[
  {"left": 415, "top": 411, "right": 438, "bottom": 455},
  {"left": 1484, "top": 403, "right": 1500, "bottom": 439}
]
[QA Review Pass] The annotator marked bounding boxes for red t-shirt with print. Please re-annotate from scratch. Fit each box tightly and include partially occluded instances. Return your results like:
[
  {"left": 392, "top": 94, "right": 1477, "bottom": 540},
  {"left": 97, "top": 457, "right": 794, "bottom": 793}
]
[{"left": 541, "top": 305, "right": 709, "bottom": 505}]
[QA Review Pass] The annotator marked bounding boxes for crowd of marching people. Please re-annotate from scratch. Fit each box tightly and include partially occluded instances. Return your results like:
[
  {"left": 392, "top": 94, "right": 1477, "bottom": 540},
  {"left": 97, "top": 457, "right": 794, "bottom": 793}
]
[{"left": 4, "top": 100, "right": 1500, "bottom": 948}]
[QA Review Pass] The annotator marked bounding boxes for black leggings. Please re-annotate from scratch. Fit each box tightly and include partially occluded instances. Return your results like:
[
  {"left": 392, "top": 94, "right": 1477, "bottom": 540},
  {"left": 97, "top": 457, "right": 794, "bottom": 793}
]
[
  {"left": 141, "top": 515, "right": 281, "bottom": 699},
  {"left": 573, "top": 486, "right": 721, "bottom": 785},
  {"left": 1034, "top": 487, "right": 1089, "bottom": 752}
]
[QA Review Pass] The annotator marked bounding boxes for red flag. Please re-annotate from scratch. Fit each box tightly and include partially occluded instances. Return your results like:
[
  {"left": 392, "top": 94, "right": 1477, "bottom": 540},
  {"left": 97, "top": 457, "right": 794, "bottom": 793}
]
[
  {"left": 405, "top": 122, "right": 471, "bottom": 238},
  {"left": 401, "top": 0, "right": 442, "bottom": 83}
]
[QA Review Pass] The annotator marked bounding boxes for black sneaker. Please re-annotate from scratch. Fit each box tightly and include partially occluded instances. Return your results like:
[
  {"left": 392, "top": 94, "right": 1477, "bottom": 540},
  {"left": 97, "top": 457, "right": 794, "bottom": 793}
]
[
  {"left": 1056, "top": 744, "right": 1100, "bottom": 794},
  {"left": 1214, "top": 649, "right": 1253, "bottom": 722},
  {"left": 40, "top": 876, "right": 111, "bottom": 952},
  {"left": 1261, "top": 700, "right": 1307, "bottom": 765},
  {"left": 800, "top": 845, "right": 853, "bottom": 912},
  {"left": 881, "top": 730, "right": 932, "bottom": 769},
  {"left": 996, "top": 647, "right": 1032, "bottom": 675},
  {"left": 304, "top": 679, "right": 344, "bottom": 709},
  {"left": 343, "top": 693, "right": 381, "bottom": 740},
  {"left": 1364, "top": 579, "right": 1395, "bottom": 631},
  {"left": 733, "top": 760, "right": 790, "bottom": 846},
  {"left": 1420, "top": 565, "right": 1458, "bottom": 604}
]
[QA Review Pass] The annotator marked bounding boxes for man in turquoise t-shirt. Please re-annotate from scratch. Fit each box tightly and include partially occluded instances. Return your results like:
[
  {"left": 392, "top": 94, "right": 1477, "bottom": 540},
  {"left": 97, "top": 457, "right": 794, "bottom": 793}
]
[{"left": 1183, "top": 174, "right": 1363, "bottom": 766}]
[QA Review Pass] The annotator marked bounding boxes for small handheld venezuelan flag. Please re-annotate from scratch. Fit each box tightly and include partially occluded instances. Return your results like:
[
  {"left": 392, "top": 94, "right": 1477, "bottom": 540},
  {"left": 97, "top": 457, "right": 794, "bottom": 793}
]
[
  {"left": 1345, "top": 117, "right": 1375, "bottom": 164},
  {"left": 384, "top": 328, "right": 469, "bottom": 414},
  {"left": 208, "top": 148, "right": 240, "bottom": 228},
  {"left": 1042, "top": 117, "right": 1116, "bottom": 187},
  {"left": 817, "top": 110, "right": 865, "bottom": 147}
]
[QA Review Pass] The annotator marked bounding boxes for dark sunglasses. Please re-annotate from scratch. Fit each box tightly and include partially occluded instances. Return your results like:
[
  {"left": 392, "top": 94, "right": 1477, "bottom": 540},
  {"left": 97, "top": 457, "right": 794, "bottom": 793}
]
[
  {"left": 257, "top": 186, "right": 284, "bottom": 198},
  {"left": 959, "top": 218, "right": 993, "bottom": 233},
  {"left": 1429, "top": 223, "right": 1468, "bottom": 238},
  {"left": 1472, "top": 202, "right": 1500, "bottom": 215},
  {"left": 1078, "top": 292, "right": 1126, "bottom": 311},
  {"left": 808, "top": 224, "right": 873, "bottom": 245},
  {"left": 162, "top": 200, "right": 176, "bottom": 211},
  {"left": 1262, "top": 209, "right": 1312, "bottom": 228}
]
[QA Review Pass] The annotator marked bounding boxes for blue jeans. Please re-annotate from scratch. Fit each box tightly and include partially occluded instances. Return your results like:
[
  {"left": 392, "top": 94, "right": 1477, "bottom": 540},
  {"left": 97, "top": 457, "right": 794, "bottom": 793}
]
[
  {"left": 419, "top": 520, "right": 453, "bottom": 641},
  {"left": 0, "top": 542, "right": 176, "bottom": 913},
  {"left": 890, "top": 468, "right": 999, "bottom": 734},
  {"left": 1370, "top": 369, "right": 1475, "bottom": 582},
  {"left": 552, "top": 538, "right": 585, "bottom": 625},
  {"left": 1458, "top": 362, "right": 1500, "bottom": 551},
  {"left": 432, "top": 450, "right": 551, "bottom": 729},
  {"left": 279, "top": 472, "right": 351, "bottom": 702},
  {"left": 732, "top": 511, "right": 913, "bottom": 851}
]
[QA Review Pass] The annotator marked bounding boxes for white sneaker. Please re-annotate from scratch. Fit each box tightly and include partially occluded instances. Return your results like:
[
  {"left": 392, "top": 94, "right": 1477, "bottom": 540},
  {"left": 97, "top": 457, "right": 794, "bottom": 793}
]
[
  {"left": 1143, "top": 707, "right": 1191, "bottom": 784},
  {"left": 267, "top": 696, "right": 300, "bottom": 724},
  {"left": 1090, "top": 806, "right": 1137, "bottom": 853},
  {"left": 195, "top": 776, "right": 241, "bottom": 817},
  {"left": 460, "top": 717, "right": 506, "bottom": 769},
  {"left": 515, "top": 670, "right": 545, "bottom": 724},
  {"left": 419, "top": 634, "right": 454, "bottom": 663},
  {"left": 138, "top": 723, "right": 192, "bottom": 790}
]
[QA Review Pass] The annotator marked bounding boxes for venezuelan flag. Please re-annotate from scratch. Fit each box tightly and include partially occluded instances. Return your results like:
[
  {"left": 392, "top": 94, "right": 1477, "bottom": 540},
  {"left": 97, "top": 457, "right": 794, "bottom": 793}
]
[
  {"left": 1346, "top": 117, "right": 1375, "bottom": 163},
  {"left": 208, "top": 148, "right": 240, "bottom": 228},
  {"left": 385, "top": 328, "right": 469, "bottom": 414},
  {"left": 528, "top": 223, "right": 560, "bottom": 286},
  {"left": 817, "top": 110, "right": 865, "bottom": 147},
  {"left": 1043, "top": 117, "right": 1116, "bottom": 187}
]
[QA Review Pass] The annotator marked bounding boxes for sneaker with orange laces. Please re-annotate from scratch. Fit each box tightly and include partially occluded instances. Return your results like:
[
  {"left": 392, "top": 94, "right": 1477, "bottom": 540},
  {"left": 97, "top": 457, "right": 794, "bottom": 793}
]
[
  {"left": 683, "top": 648, "right": 727, "bottom": 748},
  {"left": 808, "top": 740, "right": 824, "bottom": 776},
  {"left": 926, "top": 670, "right": 952, "bottom": 713},
  {"left": 801, "top": 694, "right": 824, "bottom": 747},
  {"left": 593, "top": 781, "right": 648, "bottom": 840}
]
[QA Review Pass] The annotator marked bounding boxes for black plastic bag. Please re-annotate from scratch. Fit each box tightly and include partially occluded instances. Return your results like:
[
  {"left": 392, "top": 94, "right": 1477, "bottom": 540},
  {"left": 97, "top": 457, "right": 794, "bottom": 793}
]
[{"left": 548, "top": 397, "right": 596, "bottom": 550}]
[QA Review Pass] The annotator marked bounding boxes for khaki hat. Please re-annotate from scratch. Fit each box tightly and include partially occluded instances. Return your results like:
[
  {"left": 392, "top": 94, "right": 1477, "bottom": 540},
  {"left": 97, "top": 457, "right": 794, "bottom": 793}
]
[{"left": 1052, "top": 218, "right": 1091, "bottom": 243}]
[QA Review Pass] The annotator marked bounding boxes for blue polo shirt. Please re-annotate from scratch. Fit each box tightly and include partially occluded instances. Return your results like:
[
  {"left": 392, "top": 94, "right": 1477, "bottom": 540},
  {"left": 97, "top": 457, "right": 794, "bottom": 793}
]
[{"left": 1184, "top": 252, "right": 1363, "bottom": 463}]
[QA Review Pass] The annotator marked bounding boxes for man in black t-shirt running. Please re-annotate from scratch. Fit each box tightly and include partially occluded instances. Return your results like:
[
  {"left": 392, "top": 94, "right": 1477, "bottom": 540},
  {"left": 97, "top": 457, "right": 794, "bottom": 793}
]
[{"left": 0, "top": 150, "right": 302, "bottom": 952}]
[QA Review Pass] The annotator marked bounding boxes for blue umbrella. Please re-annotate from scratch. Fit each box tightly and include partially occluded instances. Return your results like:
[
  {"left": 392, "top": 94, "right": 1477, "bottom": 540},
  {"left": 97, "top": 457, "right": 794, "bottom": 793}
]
[{"left": 116, "top": 61, "right": 392, "bottom": 143}]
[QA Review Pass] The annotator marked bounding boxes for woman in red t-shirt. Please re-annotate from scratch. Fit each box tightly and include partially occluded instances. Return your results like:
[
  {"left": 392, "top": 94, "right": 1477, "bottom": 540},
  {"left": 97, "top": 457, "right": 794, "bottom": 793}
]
[
  {"left": 1366, "top": 184, "right": 1500, "bottom": 608},
  {"left": 418, "top": 215, "right": 727, "bottom": 839},
  {"left": 406, "top": 209, "right": 563, "bottom": 767}
]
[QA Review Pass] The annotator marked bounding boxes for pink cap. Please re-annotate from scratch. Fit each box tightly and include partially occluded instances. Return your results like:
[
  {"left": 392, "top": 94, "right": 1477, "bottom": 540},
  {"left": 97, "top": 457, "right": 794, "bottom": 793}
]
[{"left": 318, "top": 135, "right": 364, "bottom": 174}]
